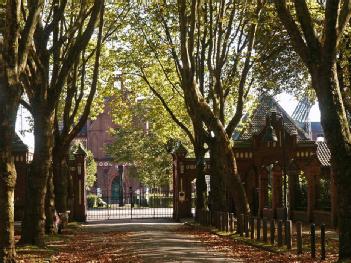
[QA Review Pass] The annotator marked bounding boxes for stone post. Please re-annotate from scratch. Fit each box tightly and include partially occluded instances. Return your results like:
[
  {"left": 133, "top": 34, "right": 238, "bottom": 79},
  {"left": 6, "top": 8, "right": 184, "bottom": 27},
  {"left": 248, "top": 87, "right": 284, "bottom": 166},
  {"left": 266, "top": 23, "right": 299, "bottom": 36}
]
[
  {"left": 73, "top": 143, "right": 87, "bottom": 222},
  {"left": 306, "top": 171, "right": 315, "bottom": 222}
]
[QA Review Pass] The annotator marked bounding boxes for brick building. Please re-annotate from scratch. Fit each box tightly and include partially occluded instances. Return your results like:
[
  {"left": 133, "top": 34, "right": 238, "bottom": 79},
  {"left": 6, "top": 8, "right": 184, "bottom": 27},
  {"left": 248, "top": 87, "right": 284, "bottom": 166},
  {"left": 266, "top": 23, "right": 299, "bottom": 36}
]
[
  {"left": 173, "top": 95, "right": 336, "bottom": 225},
  {"left": 77, "top": 100, "right": 140, "bottom": 201}
]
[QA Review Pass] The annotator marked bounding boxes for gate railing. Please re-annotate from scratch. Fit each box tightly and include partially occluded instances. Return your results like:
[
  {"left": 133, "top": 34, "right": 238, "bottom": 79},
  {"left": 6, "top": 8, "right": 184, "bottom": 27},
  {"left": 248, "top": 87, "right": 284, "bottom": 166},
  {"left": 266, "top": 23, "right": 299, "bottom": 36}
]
[{"left": 86, "top": 189, "right": 173, "bottom": 220}]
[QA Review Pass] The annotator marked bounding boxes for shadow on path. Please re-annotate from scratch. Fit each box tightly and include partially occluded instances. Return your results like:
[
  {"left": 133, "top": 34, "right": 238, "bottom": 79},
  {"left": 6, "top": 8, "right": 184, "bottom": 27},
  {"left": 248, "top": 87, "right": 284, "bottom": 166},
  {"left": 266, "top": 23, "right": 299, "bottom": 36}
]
[{"left": 83, "top": 219, "right": 243, "bottom": 262}]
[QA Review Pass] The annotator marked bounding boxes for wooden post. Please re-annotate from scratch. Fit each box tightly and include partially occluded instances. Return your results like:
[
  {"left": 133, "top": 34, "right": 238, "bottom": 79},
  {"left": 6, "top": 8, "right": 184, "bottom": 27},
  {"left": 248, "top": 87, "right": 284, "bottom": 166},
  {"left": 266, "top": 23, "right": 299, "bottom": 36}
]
[
  {"left": 270, "top": 219, "right": 275, "bottom": 244},
  {"left": 219, "top": 212, "right": 223, "bottom": 231},
  {"left": 277, "top": 220, "right": 283, "bottom": 246},
  {"left": 256, "top": 217, "right": 261, "bottom": 241},
  {"left": 321, "top": 224, "right": 326, "bottom": 260},
  {"left": 240, "top": 213, "right": 245, "bottom": 237},
  {"left": 285, "top": 220, "right": 292, "bottom": 249},
  {"left": 263, "top": 218, "right": 268, "bottom": 243},
  {"left": 250, "top": 217, "right": 255, "bottom": 239},
  {"left": 311, "top": 223, "right": 316, "bottom": 258},
  {"left": 296, "top": 222, "right": 303, "bottom": 255}
]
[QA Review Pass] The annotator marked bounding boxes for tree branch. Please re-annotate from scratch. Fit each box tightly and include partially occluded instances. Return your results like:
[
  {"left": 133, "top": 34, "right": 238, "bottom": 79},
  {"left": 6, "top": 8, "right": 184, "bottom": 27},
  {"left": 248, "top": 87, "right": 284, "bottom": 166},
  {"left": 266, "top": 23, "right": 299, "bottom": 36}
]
[
  {"left": 273, "top": 0, "right": 311, "bottom": 68},
  {"left": 18, "top": 0, "right": 44, "bottom": 72},
  {"left": 140, "top": 70, "right": 195, "bottom": 145},
  {"left": 48, "top": 0, "right": 103, "bottom": 112}
]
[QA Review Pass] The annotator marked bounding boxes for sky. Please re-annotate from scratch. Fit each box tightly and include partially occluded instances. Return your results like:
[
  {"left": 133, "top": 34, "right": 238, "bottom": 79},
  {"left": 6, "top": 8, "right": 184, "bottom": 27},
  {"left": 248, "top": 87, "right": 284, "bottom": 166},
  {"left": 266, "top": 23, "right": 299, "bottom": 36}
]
[
  {"left": 15, "top": 93, "right": 321, "bottom": 151},
  {"left": 275, "top": 93, "right": 321, "bottom": 122}
]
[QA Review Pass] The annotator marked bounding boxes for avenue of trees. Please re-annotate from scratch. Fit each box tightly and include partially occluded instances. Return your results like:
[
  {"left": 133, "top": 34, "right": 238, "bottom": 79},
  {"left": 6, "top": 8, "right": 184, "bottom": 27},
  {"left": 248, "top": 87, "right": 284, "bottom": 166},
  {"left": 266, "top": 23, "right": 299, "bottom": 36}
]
[{"left": 1, "top": 0, "right": 351, "bottom": 262}]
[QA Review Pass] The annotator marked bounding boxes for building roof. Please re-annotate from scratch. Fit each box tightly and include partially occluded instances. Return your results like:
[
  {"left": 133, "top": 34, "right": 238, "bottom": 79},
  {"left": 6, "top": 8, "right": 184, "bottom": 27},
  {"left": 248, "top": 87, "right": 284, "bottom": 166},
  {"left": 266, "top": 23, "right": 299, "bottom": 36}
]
[
  {"left": 233, "top": 95, "right": 332, "bottom": 167},
  {"left": 234, "top": 95, "right": 311, "bottom": 141},
  {"left": 316, "top": 141, "right": 331, "bottom": 167}
]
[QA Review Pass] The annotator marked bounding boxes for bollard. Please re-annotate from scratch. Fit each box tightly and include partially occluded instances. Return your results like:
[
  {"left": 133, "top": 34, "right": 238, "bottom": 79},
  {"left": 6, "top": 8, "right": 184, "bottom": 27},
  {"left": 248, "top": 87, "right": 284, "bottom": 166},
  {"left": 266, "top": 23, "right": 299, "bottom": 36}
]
[
  {"left": 225, "top": 212, "right": 229, "bottom": 232},
  {"left": 311, "top": 223, "right": 316, "bottom": 258},
  {"left": 244, "top": 214, "right": 249, "bottom": 237},
  {"left": 240, "top": 214, "right": 245, "bottom": 237},
  {"left": 229, "top": 213, "right": 234, "bottom": 232},
  {"left": 285, "top": 220, "right": 292, "bottom": 249},
  {"left": 256, "top": 217, "right": 261, "bottom": 241},
  {"left": 296, "top": 222, "right": 303, "bottom": 255},
  {"left": 277, "top": 220, "right": 283, "bottom": 246},
  {"left": 321, "top": 224, "right": 326, "bottom": 260},
  {"left": 250, "top": 217, "right": 255, "bottom": 239},
  {"left": 236, "top": 213, "right": 241, "bottom": 234},
  {"left": 270, "top": 219, "right": 275, "bottom": 244},
  {"left": 263, "top": 218, "right": 268, "bottom": 243}
]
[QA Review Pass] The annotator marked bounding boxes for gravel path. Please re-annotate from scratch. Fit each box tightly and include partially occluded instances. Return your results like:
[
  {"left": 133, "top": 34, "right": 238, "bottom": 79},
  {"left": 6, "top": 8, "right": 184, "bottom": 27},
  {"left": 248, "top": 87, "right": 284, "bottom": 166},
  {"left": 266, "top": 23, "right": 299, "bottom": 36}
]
[{"left": 83, "top": 219, "right": 243, "bottom": 262}]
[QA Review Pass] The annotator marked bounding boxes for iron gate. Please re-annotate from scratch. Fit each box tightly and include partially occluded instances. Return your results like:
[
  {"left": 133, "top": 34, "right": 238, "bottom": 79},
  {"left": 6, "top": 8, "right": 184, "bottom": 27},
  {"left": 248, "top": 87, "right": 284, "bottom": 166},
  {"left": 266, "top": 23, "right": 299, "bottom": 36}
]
[{"left": 87, "top": 187, "right": 173, "bottom": 220}]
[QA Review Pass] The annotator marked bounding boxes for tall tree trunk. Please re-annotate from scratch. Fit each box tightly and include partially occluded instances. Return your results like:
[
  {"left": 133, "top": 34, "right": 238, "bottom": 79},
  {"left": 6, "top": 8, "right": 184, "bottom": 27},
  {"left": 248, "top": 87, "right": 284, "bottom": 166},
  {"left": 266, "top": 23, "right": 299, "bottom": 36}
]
[
  {"left": 0, "top": 105, "right": 17, "bottom": 263},
  {"left": 194, "top": 140, "right": 207, "bottom": 213},
  {"left": 209, "top": 139, "right": 227, "bottom": 212},
  {"left": 312, "top": 64, "right": 351, "bottom": 259},
  {"left": 52, "top": 149, "right": 69, "bottom": 213},
  {"left": 0, "top": 57, "right": 19, "bottom": 263},
  {"left": 209, "top": 136, "right": 249, "bottom": 215},
  {"left": 21, "top": 110, "right": 54, "bottom": 246},
  {"left": 45, "top": 167, "right": 56, "bottom": 234}
]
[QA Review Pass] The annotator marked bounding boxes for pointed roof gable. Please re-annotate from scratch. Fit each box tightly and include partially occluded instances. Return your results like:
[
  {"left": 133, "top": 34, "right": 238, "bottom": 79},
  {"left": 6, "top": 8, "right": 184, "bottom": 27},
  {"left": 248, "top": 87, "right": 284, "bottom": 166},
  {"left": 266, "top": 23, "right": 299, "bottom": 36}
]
[{"left": 234, "top": 95, "right": 311, "bottom": 142}]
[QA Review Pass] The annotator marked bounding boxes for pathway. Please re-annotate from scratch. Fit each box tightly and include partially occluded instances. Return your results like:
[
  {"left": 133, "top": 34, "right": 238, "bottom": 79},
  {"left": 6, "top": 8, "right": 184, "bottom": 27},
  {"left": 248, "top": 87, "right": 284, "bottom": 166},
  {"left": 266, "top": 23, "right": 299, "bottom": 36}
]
[{"left": 83, "top": 219, "right": 243, "bottom": 262}]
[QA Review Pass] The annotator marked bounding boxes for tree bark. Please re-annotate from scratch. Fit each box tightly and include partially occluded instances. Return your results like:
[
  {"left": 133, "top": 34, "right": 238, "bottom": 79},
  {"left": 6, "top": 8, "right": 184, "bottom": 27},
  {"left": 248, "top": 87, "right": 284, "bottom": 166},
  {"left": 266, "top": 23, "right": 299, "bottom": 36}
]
[
  {"left": 52, "top": 149, "right": 69, "bottom": 213},
  {"left": 312, "top": 64, "right": 351, "bottom": 260},
  {"left": 209, "top": 139, "right": 227, "bottom": 212},
  {"left": 0, "top": 107, "right": 17, "bottom": 262},
  {"left": 194, "top": 139, "right": 207, "bottom": 213},
  {"left": 0, "top": 44, "right": 19, "bottom": 263},
  {"left": 209, "top": 136, "right": 250, "bottom": 215},
  {"left": 20, "top": 110, "right": 54, "bottom": 246},
  {"left": 45, "top": 167, "right": 56, "bottom": 234}
]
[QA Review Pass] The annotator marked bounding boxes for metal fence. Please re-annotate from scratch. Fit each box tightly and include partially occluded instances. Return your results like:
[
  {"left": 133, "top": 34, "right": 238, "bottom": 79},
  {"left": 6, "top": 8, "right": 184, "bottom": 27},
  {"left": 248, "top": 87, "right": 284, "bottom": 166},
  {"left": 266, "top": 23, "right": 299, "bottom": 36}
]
[{"left": 87, "top": 188, "right": 173, "bottom": 220}]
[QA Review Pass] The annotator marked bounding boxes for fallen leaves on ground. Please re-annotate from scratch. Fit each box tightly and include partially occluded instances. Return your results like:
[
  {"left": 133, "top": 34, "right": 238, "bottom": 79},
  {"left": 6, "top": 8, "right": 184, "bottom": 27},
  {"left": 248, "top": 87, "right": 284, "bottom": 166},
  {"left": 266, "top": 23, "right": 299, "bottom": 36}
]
[
  {"left": 16, "top": 228, "right": 142, "bottom": 263},
  {"left": 176, "top": 225, "right": 339, "bottom": 263}
]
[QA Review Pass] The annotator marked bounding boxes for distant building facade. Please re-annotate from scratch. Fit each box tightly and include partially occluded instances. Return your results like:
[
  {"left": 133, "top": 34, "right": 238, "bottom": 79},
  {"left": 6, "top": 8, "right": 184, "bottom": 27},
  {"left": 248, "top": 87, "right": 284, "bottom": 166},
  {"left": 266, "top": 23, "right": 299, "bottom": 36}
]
[{"left": 75, "top": 100, "right": 140, "bottom": 202}]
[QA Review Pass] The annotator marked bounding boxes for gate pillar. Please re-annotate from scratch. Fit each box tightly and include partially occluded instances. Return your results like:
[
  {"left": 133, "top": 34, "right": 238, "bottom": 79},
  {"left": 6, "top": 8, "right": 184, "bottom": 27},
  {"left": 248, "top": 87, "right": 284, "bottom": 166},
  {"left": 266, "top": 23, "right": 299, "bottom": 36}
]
[
  {"left": 72, "top": 144, "right": 87, "bottom": 222},
  {"left": 172, "top": 143, "right": 192, "bottom": 220}
]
